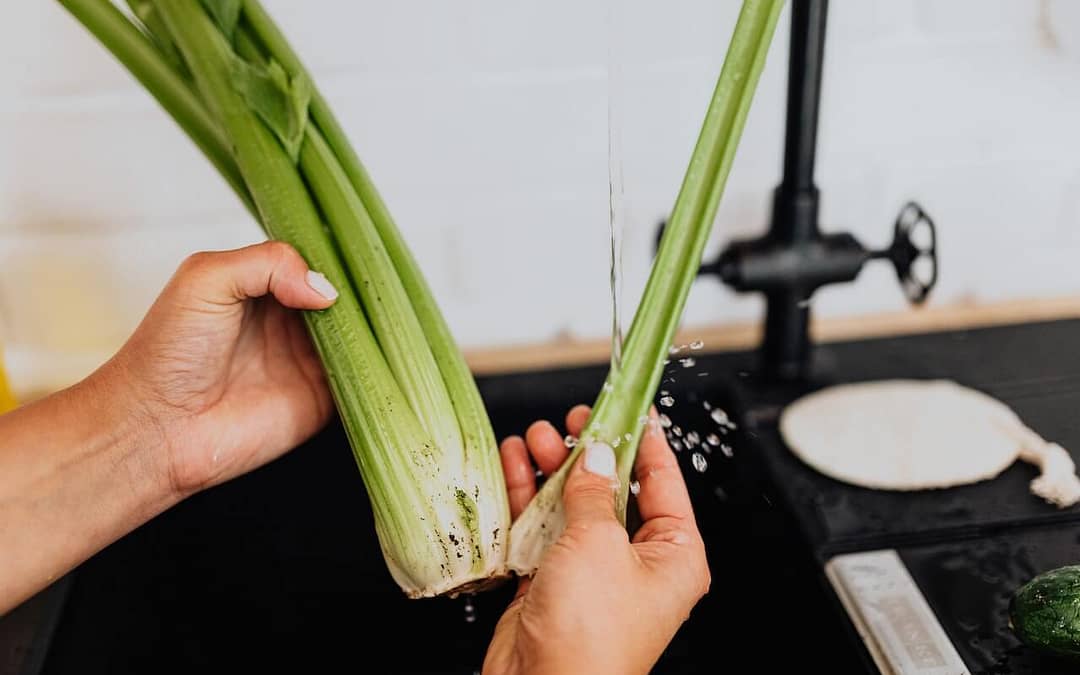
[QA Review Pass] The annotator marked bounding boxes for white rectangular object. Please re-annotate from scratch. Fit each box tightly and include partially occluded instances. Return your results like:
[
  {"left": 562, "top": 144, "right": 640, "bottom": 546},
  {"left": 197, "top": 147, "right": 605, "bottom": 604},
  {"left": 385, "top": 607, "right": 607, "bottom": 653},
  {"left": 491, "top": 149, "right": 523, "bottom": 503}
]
[{"left": 825, "top": 549, "right": 968, "bottom": 675}]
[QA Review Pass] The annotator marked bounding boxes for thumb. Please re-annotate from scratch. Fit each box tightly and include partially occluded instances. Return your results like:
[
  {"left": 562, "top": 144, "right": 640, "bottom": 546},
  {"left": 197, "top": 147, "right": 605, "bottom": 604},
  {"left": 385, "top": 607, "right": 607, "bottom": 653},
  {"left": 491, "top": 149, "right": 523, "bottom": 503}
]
[
  {"left": 562, "top": 441, "right": 620, "bottom": 527},
  {"left": 173, "top": 241, "right": 338, "bottom": 311}
]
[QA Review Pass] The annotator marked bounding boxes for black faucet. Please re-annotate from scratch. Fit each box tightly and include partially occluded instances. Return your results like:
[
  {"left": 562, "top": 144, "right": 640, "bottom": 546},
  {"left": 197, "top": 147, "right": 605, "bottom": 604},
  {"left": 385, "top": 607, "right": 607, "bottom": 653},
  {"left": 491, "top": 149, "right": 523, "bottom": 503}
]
[{"left": 660, "top": 0, "right": 938, "bottom": 381}]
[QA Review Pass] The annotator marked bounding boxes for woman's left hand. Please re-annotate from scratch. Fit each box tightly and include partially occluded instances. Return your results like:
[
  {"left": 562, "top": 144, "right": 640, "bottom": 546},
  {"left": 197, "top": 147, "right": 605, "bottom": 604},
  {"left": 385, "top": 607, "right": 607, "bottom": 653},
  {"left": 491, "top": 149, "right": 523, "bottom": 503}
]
[{"left": 107, "top": 241, "right": 338, "bottom": 495}]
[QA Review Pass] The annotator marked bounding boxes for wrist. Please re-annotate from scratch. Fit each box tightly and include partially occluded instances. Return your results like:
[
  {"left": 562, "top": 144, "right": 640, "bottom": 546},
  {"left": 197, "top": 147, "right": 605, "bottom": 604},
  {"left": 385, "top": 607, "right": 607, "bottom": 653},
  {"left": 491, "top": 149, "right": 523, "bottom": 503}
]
[
  {"left": 0, "top": 360, "right": 181, "bottom": 611},
  {"left": 74, "top": 358, "right": 179, "bottom": 512}
]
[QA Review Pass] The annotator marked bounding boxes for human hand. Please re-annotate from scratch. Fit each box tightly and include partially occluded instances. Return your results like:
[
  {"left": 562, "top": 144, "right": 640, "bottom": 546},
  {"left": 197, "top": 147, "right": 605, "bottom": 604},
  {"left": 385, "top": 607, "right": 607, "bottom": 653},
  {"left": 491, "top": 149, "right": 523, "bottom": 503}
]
[
  {"left": 100, "top": 241, "right": 337, "bottom": 497},
  {"left": 485, "top": 406, "right": 711, "bottom": 675}
]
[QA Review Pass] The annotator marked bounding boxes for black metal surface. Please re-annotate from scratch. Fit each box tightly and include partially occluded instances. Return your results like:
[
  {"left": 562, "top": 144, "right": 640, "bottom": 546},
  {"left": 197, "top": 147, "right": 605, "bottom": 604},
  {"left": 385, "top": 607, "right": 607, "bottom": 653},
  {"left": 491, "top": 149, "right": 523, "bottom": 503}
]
[
  {"left": 900, "top": 524, "right": 1080, "bottom": 674},
  {"left": 733, "top": 318, "right": 1080, "bottom": 562},
  {"left": 778, "top": 0, "right": 827, "bottom": 196}
]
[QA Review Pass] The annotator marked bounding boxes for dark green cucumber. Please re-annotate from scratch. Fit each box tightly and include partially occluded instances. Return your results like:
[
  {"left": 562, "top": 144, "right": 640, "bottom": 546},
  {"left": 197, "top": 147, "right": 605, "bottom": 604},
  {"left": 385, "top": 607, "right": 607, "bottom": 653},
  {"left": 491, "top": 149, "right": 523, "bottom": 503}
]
[{"left": 1010, "top": 565, "right": 1080, "bottom": 659}]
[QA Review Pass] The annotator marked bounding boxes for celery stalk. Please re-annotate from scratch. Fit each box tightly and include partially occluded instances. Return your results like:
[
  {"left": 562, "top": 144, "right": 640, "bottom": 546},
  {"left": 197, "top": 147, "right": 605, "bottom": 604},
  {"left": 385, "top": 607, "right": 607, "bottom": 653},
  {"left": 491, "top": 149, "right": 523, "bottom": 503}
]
[
  {"left": 508, "top": 0, "right": 785, "bottom": 574},
  {"left": 238, "top": 0, "right": 509, "bottom": 514}
]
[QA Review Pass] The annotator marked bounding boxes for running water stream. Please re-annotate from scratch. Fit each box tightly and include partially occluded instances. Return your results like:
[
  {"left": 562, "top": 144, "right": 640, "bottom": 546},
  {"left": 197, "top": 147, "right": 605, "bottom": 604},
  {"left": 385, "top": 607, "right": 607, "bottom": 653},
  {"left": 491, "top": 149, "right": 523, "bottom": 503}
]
[{"left": 607, "top": 2, "right": 626, "bottom": 374}]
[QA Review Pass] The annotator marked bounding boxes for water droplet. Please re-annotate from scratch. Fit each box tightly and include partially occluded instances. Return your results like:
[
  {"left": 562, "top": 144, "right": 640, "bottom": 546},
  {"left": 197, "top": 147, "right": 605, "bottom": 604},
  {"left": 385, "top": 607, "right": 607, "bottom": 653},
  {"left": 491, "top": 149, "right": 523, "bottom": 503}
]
[
  {"left": 535, "top": 468, "right": 544, "bottom": 477},
  {"left": 698, "top": 372, "right": 709, "bottom": 377},
  {"left": 680, "top": 357, "right": 696, "bottom": 368},
  {"left": 624, "top": 432, "right": 633, "bottom": 442},
  {"left": 612, "top": 437, "right": 621, "bottom": 448},
  {"left": 660, "top": 389, "right": 670, "bottom": 396},
  {"left": 672, "top": 425, "right": 683, "bottom": 437},
  {"left": 686, "top": 431, "right": 701, "bottom": 446},
  {"left": 659, "top": 414, "right": 672, "bottom": 428},
  {"left": 637, "top": 415, "right": 649, "bottom": 427},
  {"left": 690, "top": 339, "right": 705, "bottom": 350},
  {"left": 706, "top": 433, "right": 721, "bottom": 446},
  {"left": 668, "top": 344, "right": 684, "bottom": 355},
  {"left": 703, "top": 400, "right": 712, "bottom": 411},
  {"left": 714, "top": 486, "right": 728, "bottom": 501},
  {"left": 629, "top": 480, "right": 641, "bottom": 495},
  {"left": 692, "top": 452, "right": 708, "bottom": 472},
  {"left": 720, "top": 443, "right": 733, "bottom": 457},
  {"left": 738, "top": 371, "right": 749, "bottom": 378},
  {"left": 710, "top": 409, "right": 737, "bottom": 428},
  {"left": 603, "top": 381, "right": 614, "bottom": 392},
  {"left": 564, "top": 434, "right": 577, "bottom": 448},
  {"left": 663, "top": 358, "right": 671, "bottom": 365},
  {"left": 671, "top": 439, "right": 684, "bottom": 452},
  {"left": 464, "top": 596, "right": 476, "bottom": 623},
  {"left": 659, "top": 395, "right": 675, "bottom": 407}
]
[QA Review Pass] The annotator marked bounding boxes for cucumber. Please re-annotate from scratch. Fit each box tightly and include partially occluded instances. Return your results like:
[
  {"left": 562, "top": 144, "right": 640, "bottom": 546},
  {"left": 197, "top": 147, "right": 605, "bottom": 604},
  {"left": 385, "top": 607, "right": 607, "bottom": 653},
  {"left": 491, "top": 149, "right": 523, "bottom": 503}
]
[{"left": 1010, "top": 565, "right": 1080, "bottom": 659}]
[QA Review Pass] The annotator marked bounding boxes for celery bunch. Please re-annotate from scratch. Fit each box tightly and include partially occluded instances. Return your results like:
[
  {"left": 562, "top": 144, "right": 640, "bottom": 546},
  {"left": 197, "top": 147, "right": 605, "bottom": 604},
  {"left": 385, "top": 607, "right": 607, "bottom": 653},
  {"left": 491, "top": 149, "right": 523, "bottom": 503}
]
[{"left": 59, "top": 0, "right": 510, "bottom": 598}]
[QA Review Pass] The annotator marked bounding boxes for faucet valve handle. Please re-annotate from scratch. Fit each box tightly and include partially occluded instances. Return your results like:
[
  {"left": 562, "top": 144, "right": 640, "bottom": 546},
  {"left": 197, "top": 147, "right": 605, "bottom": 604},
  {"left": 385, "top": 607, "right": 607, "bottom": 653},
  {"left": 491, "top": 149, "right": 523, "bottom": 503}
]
[{"left": 873, "top": 201, "right": 938, "bottom": 305}]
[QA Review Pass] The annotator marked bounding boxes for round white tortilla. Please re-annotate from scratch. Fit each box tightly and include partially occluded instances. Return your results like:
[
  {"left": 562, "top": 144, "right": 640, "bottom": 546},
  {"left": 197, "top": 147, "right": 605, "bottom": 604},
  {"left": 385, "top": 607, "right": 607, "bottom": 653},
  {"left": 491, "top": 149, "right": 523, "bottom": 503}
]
[{"left": 779, "top": 379, "right": 1025, "bottom": 491}]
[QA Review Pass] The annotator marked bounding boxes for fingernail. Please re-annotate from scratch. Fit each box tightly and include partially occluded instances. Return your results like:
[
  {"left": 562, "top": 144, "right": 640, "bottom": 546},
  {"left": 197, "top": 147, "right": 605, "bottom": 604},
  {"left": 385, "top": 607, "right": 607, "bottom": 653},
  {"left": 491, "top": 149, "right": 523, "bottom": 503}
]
[
  {"left": 306, "top": 270, "right": 338, "bottom": 301},
  {"left": 583, "top": 441, "right": 616, "bottom": 479}
]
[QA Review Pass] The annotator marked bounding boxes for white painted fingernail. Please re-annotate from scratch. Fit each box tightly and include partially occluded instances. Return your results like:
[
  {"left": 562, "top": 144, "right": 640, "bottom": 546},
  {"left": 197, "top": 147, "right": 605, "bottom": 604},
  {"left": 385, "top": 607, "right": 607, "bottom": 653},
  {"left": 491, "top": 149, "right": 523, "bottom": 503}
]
[
  {"left": 306, "top": 270, "right": 338, "bottom": 301},
  {"left": 584, "top": 441, "right": 616, "bottom": 479}
]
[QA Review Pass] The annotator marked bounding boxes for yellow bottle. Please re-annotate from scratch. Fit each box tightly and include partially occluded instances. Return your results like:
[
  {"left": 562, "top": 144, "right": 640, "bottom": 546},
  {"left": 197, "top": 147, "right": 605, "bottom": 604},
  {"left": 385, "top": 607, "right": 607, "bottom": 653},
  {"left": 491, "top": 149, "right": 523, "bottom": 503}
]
[{"left": 0, "top": 346, "right": 17, "bottom": 413}]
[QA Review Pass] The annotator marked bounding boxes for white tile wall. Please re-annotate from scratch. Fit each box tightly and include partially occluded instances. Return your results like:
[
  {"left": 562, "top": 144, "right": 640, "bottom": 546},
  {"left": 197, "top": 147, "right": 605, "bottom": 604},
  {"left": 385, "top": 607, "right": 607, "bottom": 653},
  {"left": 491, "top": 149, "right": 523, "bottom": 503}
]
[{"left": 2, "top": 1, "right": 1080, "bottom": 395}]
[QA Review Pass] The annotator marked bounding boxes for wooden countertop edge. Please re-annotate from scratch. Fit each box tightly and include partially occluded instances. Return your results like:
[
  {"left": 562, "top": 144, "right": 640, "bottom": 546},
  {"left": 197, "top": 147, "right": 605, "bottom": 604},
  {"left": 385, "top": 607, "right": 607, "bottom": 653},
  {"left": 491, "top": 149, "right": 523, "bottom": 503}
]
[{"left": 462, "top": 295, "right": 1080, "bottom": 376}]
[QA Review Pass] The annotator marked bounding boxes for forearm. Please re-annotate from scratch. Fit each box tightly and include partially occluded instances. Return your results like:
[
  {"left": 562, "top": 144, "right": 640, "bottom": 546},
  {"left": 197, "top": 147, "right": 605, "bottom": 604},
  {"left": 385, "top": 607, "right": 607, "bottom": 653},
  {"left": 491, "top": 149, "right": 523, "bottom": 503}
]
[{"left": 0, "top": 365, "right": 177, "bottom": 614}]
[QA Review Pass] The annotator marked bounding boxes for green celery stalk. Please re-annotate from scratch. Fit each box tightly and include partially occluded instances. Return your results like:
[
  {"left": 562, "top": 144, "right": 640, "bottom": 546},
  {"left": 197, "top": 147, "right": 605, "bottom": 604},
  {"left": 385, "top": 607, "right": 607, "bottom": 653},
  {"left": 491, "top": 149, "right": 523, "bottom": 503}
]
[
  {"left": 508, "top": 0, "right": 785, "bottom": 574},
  {"left": 237, "top": 0, "right": 509, "bottom": 520}
]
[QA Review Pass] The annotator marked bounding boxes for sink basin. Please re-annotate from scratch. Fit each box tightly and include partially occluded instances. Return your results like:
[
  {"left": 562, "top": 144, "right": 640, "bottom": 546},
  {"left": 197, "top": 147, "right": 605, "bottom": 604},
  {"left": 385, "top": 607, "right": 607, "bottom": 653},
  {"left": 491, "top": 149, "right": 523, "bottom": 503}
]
[{"left": 16, "top": 354, "right": 858, "bottom": 674}]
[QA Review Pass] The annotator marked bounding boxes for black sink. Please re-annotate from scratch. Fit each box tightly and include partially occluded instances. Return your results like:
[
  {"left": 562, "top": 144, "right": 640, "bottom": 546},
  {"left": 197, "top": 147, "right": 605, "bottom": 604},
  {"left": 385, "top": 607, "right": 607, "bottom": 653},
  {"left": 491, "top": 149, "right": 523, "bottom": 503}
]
[
  {"left": 8, "top": 349, "right": 858, "bottom": 674},
  {"left": 17, "top": 318, "right": 1080, "bottom": 673}
]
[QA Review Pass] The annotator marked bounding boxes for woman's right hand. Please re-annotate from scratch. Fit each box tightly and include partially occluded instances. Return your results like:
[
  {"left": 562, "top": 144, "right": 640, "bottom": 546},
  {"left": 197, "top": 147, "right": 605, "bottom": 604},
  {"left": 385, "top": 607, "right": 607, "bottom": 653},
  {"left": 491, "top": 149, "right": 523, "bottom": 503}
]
[{"left": 485, "top": 406, "right": 711, "bottom": 675}]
